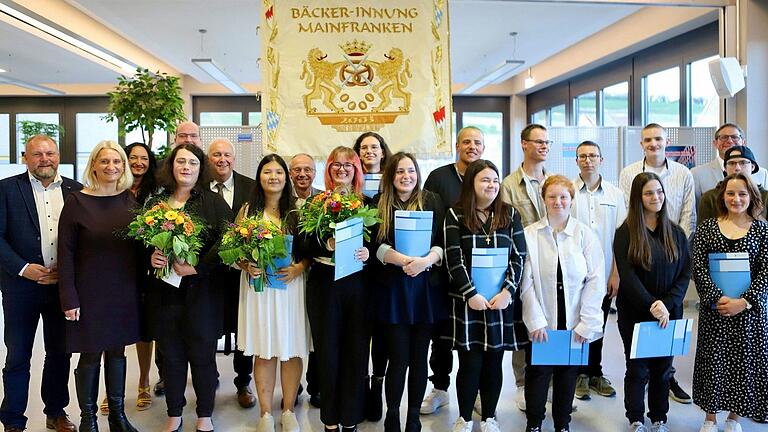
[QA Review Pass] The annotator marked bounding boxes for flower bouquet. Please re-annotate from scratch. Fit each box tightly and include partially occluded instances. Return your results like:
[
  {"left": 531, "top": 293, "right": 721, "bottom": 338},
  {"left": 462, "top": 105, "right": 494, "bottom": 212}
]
[
  {"left": 219, "top": 215, "right": 290, "bottom": 292},
  {"left": 127, "top": 202, "right": 203, "bottom": 279},
  {"left": 297, "top": 187, "right": 380, "bottom": 241}
]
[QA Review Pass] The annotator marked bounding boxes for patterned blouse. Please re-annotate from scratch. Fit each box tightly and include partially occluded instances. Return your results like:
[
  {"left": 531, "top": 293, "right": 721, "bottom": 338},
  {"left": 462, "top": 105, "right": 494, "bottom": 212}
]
[{"left": 443, "top": 206, "right": 529, "bottom": 351}]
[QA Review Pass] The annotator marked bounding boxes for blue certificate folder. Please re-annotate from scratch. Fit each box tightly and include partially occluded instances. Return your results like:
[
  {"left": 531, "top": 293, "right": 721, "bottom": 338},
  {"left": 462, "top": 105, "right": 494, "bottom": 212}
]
[
  {"left": 265, "top": 235, "right": 293, "bottom": 290},
  {"left": 394, "top": 210, "right": 433, "bottom": 257},
  {"left": 334, "top": 217, "right": 364, "bottom": 281},
  {"left": 531, "top": 330, "right": 589, "bottom": 366},
  {"left": 709, "top": 252, "right": 750, "bottom": 299},
  {"left": 362, "top": 173, "right": 382, "bottom": 198},
  {"left": 470, "top": 248, "right": 508, "bottom": 299},
  {"left": 629, "top": 319, "right": 694, "bottom": 359}
]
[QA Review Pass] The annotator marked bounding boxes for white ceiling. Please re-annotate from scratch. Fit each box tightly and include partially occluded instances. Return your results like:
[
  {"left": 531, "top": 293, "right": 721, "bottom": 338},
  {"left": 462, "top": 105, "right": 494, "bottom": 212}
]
[{"left": 2, "top": 0, "right": 643, "bottom": 86}]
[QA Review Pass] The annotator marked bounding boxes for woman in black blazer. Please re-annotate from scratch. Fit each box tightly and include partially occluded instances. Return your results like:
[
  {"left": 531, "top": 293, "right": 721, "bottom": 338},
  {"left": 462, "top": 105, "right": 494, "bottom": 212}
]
[{"left": 147, "top": 144, "right": 232, "bottom": 432}]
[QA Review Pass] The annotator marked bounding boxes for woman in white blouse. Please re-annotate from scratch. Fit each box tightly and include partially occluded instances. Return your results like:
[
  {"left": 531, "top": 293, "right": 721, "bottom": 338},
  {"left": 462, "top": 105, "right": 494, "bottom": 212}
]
[{"left": 520, "top": 174, "right": 606, "bottom": 432}]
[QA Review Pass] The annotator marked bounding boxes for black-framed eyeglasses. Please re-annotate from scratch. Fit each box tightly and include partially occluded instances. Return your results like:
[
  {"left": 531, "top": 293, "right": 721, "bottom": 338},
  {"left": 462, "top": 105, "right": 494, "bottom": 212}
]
[
  {"left": 525, "top": 139, "right": 553, "bottom": 146},
  {"left": 330, "top": 162, "right": 354, "bottom": 171},
  {"left": 716, "top": 134, "right": 742, "bottom": 142},
  {"left": 576, "top": 154, "right": 601, "bottom": 161}
]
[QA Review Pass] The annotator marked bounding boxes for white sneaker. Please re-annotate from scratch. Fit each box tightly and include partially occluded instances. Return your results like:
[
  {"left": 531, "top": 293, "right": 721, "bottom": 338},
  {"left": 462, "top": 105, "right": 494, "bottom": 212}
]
[
  {"left": 724, "top": 419, "right": 742, "bottom": 432},
  {"left": 516, "top": 387, "right": 526, "bottom": 412},
  {"left": 480, "top": 417, "right": 501, "bottom": 432},
  {"left": 651, "top": 421, "right": 670, "bottom": 432},
  {"left": 281, "top": 410, "right": 300, "bottom": 432},
  {"left": 256, "top": 412, "right": 275, "bottom": 432},
  {"left": 420, "top": 388, "right": 450, "bottom": 415},
  {"left": 452, "top": 417, "right": 473, "bottom": 432},
  {"left": 699, "top": 421, "right": 719, "bottom": 432},
  {"left": 629, "top": 421, "right": 648, "bottom": 432},
  {"left": 473, "top": 394, "right": 482, "bottom": 415}
]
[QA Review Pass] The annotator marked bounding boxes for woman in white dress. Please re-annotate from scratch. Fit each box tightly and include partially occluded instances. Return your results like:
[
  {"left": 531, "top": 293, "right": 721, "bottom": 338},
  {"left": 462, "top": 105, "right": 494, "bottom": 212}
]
[{"left": 236, "top": 154, "right": 310, "bottom": 432}]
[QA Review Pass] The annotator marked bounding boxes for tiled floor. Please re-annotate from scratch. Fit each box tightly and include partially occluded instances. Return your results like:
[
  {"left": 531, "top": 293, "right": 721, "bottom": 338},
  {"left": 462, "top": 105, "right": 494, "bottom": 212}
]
[{"left": 2, "top": 307, "right": 764, "bottom": 431}]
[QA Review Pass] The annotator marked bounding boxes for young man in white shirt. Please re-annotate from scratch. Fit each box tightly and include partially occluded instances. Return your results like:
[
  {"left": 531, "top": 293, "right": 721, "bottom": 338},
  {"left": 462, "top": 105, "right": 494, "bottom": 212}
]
[
  {"left": 618, "top": 124, "right": 694, "bottom": 404},
  {"left": 570, "top": 141, "right": 627, "bottom": 401}
]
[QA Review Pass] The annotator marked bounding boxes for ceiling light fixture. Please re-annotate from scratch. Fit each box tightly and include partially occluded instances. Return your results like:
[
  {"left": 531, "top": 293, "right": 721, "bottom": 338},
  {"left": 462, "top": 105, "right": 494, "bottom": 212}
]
[
  {"left": 0, "top": 2, "right": 137, "bottom": 74},
  {"left": 0, "top": 67, "right": 6, "bottom": 73},
  {"left": 459, "top": 31, "right": 525, "bottom": 95},
  {"left": 191, "top": 29, "right": 248, "bottom": 94},
  {"left": 524, "top": 68, "right": 535, "bottom": 89},
  {"left": 192, "top": 58, "right": 248, "bottom": 94},
  {"left": 0, "top": 75, "right": 65, "bottom": 95}
]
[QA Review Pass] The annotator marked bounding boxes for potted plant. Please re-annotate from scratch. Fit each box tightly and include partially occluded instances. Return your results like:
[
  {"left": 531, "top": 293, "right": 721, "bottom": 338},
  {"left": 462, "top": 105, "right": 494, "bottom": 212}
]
[{"left": 105, "top": 68, "right": 186, "bottom": 158}]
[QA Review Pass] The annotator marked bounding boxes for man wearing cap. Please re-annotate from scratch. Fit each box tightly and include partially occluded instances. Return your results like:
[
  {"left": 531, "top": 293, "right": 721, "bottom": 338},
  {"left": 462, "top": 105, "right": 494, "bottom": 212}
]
[
  {"left": 697, "top": 145, "right": 768, "bottom": 223},
  {"left": 691, "top": 123, "right": 768, "bottom": 204}
]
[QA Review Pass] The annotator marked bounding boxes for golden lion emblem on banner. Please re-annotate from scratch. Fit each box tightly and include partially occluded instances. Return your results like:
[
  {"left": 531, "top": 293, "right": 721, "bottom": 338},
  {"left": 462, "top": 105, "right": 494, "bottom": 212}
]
[{"left": 300, "top": 40, "right": 412, "bottom": 132}]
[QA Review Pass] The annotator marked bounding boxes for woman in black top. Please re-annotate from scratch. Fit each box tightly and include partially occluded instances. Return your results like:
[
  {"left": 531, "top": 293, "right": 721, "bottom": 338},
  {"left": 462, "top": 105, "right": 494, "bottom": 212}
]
[
  {"left": 444, "top": 160, "right": 528, "bottom": 432},
  {"left": 614, "top": 172, "right": 690, "bottom": 432},
  {"left": 353, "top": 132, "right": 393, "bottom": 420},
  {"left": 371, "top": 152, "right": 446, "bottom": 432},
  {"left": 147, "top": 144, "right": 233, "bottom": 432},
  {"left": 298, "top": 146, "right": 371, "bottom": 432},
  {"left": 124, "top": 141, "right": 158, "bottom": 411}
]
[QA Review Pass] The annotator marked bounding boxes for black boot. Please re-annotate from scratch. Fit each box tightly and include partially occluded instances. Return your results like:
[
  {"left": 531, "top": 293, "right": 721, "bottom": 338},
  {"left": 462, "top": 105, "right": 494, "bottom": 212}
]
[
  {"left": 104, "top": 356, "right": 138, "bottom": 432},
  {"left": 366, "top": 376, "right": 384, "bottom": 421},
  {"left": 75, "top": 364, "right": 100, "bottom": 432},
  {"left": 383, "top": 408, "right": 401, "bottom": 432},
  {"left": 404, "top": 407, "right": 421, "bottom": 432}
]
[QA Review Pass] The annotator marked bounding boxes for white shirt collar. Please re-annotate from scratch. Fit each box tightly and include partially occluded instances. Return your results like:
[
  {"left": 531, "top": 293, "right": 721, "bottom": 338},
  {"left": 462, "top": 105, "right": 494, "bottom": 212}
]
[
  {"left": 716, "top": 154, "right": 725, "bottom": 171},
  {"left": 211, "top": 173, "right": 234, "bottom": 191},
  {"left": 28, "top": 171, "right": 63, "bottom": 188}
]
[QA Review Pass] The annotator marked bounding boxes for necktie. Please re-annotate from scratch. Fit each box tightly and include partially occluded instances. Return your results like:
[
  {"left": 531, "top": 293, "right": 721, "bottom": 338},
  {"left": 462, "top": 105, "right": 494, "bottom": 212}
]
[{"left": 215, "top": 183, "right": 225, "bottom": 197}]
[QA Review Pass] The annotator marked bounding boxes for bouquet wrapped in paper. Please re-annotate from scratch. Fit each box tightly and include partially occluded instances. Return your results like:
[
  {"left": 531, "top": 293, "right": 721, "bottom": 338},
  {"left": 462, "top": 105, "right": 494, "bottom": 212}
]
[
  {"left": 127, "top": 201, "right": 203, "bottom": 279},
  {"left": 298, "top": 187, "right": 379, "bottom": 241},
  {"left": 219, "top": 215, "right": 290, "bottom": 292}
]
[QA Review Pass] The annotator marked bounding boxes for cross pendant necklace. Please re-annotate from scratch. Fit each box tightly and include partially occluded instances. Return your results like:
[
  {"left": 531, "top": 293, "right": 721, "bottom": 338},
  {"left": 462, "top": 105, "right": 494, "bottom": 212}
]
[{"left": 479, "top": 211, "right": 494, "bottom": 245}]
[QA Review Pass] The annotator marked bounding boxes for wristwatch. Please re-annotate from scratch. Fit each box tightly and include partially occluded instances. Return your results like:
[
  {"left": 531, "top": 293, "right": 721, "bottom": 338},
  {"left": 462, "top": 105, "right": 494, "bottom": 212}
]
[{"left": 743, "top": 299, "right": 752, "bottom": 310}]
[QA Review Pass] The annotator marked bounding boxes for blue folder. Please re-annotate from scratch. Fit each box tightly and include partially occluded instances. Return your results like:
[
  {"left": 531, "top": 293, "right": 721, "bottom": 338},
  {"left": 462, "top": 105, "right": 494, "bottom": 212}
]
[
  {"left": 265, "top": 235, "right": 293, "bottom": 290},
  {"left": 629, "top": 319, "right": 694, "bottom": 359},
  {"left": 334, "top": 217, "right": 364, "bottom": 281},
  {"left": 531, "top": 330, "right": 589, "bottom": 366},
  {"left": 362, "top": 173, "right": 382, "bottom": 198},
  {"left": 709, "top": 252, "right": 750, "bottom": 299},
  {"left": 470, "top": 248, "right": 508, "bottom": 299},
  {"left": 394, "top": 210, "right": 433, "bottom": 257}
]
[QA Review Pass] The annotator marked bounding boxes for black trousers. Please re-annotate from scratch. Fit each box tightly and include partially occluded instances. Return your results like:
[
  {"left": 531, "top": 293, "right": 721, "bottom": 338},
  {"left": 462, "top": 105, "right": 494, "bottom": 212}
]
[
  {"left": 579, "top": 295, "right": 612, "bottom": 377},
  {"left": 427, "top": 318, "right": 454, "bottom": 391},
  {"left": 156, "top": 305, "right": 218, "bottom": 417},
  {"left": 233, "top": 350, "right": 253, "bottom": 389},
  {"left": 306, "top": 351, "right": 319, "bottom": 396},
  {"left": 618, "top": 318, "right": 672, "bottom": 424},
  {"left": 0, "top": 283, "right": 71, "bottom": 429},
  {"left": 370, "top": 324, "right": 388, "bottom": 378},
  {"left": 384, "top": 323, "right": 432, "bottom": 414},
  {"left": 307, "top": 266, "right": 369, "bottom": 426},
  {"left": 524, "top": 347, "right": 579, "bottom": 430},
  {"left": 456, "top": 349, "right": 504, "bottom": 422}
]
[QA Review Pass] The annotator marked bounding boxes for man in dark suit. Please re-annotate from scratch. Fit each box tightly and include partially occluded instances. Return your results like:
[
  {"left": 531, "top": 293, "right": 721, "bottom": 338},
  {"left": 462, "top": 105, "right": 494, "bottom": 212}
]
[
  {"left": 207, "top": 137, "right": 257, "bottom": 408},
  {"left": 0, "top": 135, "right": 81, "bottom": 432}
]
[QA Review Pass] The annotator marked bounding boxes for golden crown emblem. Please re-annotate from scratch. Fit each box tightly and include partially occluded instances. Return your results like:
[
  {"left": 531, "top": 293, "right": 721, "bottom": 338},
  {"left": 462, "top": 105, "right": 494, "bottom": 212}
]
[{"left": 340, "top": 39, "right": 372, "bottom": 56}]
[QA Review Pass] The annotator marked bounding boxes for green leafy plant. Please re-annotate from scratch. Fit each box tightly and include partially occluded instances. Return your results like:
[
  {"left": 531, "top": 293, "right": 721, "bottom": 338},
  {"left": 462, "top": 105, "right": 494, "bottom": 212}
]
[
  {"left": 105, "top": 68, "right": 186, "bottom": 154},
  {"left": 18, "top": 121, "right": 64, "bottom": 144}
]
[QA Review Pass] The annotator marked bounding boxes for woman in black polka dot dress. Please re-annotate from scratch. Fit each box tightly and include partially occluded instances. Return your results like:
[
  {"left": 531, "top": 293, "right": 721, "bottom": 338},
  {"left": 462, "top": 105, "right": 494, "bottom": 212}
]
[{"left": 692, "top": 173, "right": 768, "bottom": 432}]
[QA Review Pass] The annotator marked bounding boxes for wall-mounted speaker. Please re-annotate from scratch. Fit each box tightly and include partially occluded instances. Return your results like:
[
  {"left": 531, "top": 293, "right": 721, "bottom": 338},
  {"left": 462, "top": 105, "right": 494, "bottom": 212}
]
[{"left": 708, "top": 57, "right": 745, "bottom": 98}]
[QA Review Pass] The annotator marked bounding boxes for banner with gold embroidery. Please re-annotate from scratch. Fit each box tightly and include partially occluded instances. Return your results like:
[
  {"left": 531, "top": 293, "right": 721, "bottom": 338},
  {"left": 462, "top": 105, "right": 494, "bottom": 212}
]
[{"left": 260, "top": 0, "right": 452, "bottom": 158}]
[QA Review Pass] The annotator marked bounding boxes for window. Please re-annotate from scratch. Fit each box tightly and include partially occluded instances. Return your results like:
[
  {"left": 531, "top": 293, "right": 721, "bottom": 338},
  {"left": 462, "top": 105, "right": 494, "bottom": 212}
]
[
  {"left": 125, "top": 128, "right": 168, "bottom": 153},
  {"left": 644, "top": 67, "right": 680, "bottom": 127},
  {"left": 200, "top": 112, "right": 242, "bottom": 126},
  {"left": 574, "top": 92, "right": 597, "bottom": 126},
  {"left": 550, "top": 105, "right": 566, "bottom": 127},
  {"left": 75, "top": 113, "right": 119, "bottom": 182},
  {"left": 688, "top": 55, "right": 719, "bottom": 127},
  {"left": 602, "top": 81, "right": 629, "bottom": 126},
  {"left": 248, "top": 112, "right": 262, "bottom": 126},
  {"left": 532, "top": 110, "right": 547, "bottom": 126},
  {"left": 0, "top": 114, "right": 9, "bottom": 164},
  {"left": 16, "top": 113, "right": 60, "bottom": 161},
  {"left": 463, "top": 112, "right": 504, "bottom": 173}
]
